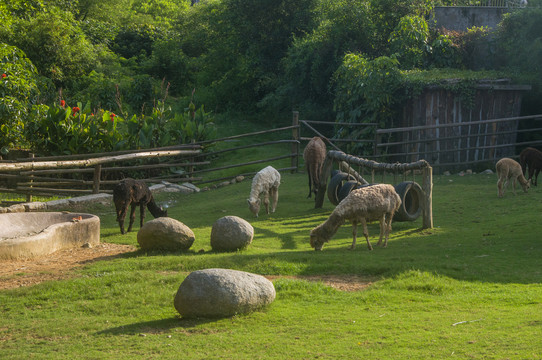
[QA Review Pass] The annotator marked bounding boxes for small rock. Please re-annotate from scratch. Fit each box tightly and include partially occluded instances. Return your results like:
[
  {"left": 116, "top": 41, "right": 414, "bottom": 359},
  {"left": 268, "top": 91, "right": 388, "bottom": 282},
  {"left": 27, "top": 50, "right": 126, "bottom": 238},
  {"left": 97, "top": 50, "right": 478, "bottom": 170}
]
[
  {"left": 210, "top": 216, "right": 254, "bottom": 252},
  {"left": 137, "top": 217, "right": 195, "bottom": 251}
]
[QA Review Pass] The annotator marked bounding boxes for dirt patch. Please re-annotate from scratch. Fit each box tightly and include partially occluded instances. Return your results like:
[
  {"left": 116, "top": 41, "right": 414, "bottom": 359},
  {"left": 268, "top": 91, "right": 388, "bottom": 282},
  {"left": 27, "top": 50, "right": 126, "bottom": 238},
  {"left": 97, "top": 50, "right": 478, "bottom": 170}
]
[
  {"left": 0, "top": 243, "right": 373, "bottom": 292},
  {"left": 265, "top": 275, "right": 374, "bottom": 292},
  {"left": 0, "top": 243, "right": 136, "bottom": 290}
]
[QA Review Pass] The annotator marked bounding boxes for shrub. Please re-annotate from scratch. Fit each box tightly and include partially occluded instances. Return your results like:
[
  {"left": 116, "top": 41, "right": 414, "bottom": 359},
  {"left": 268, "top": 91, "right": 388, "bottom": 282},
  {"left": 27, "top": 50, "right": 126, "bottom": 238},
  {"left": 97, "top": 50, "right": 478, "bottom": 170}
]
[{"left": 0, "top": 43, "right": 47, "bottom": 153}]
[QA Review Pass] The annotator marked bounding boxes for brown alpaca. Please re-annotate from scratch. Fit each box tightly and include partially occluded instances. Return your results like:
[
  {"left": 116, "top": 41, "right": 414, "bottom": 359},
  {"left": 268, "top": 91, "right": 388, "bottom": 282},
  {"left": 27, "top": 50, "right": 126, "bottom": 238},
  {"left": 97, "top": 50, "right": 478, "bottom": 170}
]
[
  {"left": 113, "top": 178, "right": 168, "bottom": 234},
  {"left": 303, "top": 136, "right": 326, "bottom": 198},
  {"left": 496, "top": 158, "right": 530, "bottom": 197},
  {"left": 519, "top": 147, "right": 542, "bottom": 186},
  {"left": 309, "top": 184, "right": 401, "bottom": 251}
]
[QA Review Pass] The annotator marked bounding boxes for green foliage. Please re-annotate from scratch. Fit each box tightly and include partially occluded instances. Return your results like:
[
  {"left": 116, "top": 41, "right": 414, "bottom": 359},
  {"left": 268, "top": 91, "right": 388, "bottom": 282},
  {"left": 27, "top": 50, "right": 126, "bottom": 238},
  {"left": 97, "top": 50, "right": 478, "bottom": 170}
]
[
  {"left": 333, "top": 53, "right": 402, "bottom": 154},
  {"left": 111, "top": 23, "right": 167, "bottom": 60},
  {"left": 428, "top": 32, "right": 462, "bottom": 69},
  {"left": 0, "top": 43, "right": 47, "bottom": 152},
  {"left": 7, "top": 9, "right": 98, "bottom": 86},
  {"left": 389, "top": 15, "right": 430, "bottom": 70},
  {"left": 369, "top": 0, "right": 433, "bottom": 55},
  {"left": 24, "top": 101, "right": 125, "bottom": 155},
  {"left": 123, "top": 100, "right": 216, "bottom": 149},
  {"left": 268, "top": 0, "right": 374, "bottom": 119}
]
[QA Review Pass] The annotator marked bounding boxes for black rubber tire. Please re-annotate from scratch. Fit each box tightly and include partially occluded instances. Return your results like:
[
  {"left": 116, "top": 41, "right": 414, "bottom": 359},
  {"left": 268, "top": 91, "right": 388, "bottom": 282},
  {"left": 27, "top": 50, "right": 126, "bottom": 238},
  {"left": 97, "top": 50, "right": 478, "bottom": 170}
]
[
  {"left": 337, "top": 180, "right": 360, "bottom": 203},
  {"left": 394, "top": 181, "right": 423, "bottom": 222},
  {"left": 327, "top": 171, "right": 352, "bottom": 205}
]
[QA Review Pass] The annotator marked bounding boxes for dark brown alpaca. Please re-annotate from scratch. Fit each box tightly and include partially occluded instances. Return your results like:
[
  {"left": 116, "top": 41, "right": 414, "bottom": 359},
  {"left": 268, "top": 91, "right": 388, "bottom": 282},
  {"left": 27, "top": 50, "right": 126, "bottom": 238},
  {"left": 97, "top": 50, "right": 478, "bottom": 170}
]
[
  {"left": 113, "top": 178, "right": 168, "bottom": 234},
  {"left": 519, "top": 147, "right": 542, "bottom": 186}
]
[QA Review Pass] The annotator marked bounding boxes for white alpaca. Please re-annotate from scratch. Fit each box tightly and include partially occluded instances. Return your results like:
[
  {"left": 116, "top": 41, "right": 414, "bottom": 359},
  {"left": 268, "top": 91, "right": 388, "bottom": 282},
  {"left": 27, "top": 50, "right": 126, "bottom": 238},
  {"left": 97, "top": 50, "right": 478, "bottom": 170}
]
[
  {"left": 303, "top": 136, "right": 327, "bottom": 198},
  {"left": 310, "top": 184, "right": 401, "bottom": 251},
  {"left": 496, "top": 157, "right": 530, "bottom": 197},
  {"left": 247, "top": 166, "right": 281, "bottom": 217}
]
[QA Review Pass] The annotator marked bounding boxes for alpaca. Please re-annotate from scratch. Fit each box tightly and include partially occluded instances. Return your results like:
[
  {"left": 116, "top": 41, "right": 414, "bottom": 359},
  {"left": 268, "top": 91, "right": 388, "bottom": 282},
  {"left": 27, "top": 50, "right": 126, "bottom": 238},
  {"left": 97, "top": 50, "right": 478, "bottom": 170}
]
[
  {"left": 303, "top": 137, "right": 327, "bottom": 198},
  {"left": 113, "top": 178, "right": 168, "bottom": 234},
  {"left": 309, "top": 184, "right": 401, "bottom": 251},
  {"left": 496, "top": 157, "right": 530, "bottom": 197},
  {"left": 519, "top": 147, "right": 542, "bottom": 186},
  {"left": 247, "top": 166, "right": 281, "bottom": 217}
]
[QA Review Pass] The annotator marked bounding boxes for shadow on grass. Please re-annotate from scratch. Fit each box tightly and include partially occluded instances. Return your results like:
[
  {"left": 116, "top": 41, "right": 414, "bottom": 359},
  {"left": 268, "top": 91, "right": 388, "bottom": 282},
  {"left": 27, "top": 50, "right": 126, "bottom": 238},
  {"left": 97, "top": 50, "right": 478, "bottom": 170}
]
[{"left": 96, "top": 316, "right": 221, "bottom": 336}]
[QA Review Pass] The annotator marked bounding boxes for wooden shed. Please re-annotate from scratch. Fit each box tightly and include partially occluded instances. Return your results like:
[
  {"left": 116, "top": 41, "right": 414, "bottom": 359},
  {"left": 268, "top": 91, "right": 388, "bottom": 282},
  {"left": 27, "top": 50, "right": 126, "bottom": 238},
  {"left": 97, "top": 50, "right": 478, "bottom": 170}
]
[{"left": 398, "top": 79, "right": 531, "bottom": 170}]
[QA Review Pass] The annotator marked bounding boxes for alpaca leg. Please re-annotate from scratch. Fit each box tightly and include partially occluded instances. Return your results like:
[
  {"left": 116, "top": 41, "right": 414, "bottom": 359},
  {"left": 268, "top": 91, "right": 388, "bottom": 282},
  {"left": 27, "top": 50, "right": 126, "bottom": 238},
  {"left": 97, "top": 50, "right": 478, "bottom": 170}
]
[
  {"left": 497, "top": 177, "right": 505, "bottom": 197},
  {"left": 361, "top": 218, "right": 372, "bottom": 251},
  {"left": 376, "top": 214, "right": 386, "bottom": 247},
  {"left": 512, "top": 178, "right": 517, "bottom": 195},
  {"left": 127, "top": 203, "right": 137, "bottom": 233},
  {"left": 271, "top": 187, "right": 279, "bottom": 213},
  {"left": 534, "top": 169, "right": 540, "bottom": 186},
  {"left": 307, "top": 173, "right": 312, "bottom": 198},
  {"left": 349, "top": 221, "right": 357, "bottom": 250},
  {"left": 117, "top": 204, "right": 128, "bottom": 234},
  {"left": 264, "top": 192, "right": 270, "bottom": 214},
  {"left": 382, "top": 214, "right": 393, "bottom": 248},
  {"left": 140, "top": 203, "right": 146, "bottom": 227}
]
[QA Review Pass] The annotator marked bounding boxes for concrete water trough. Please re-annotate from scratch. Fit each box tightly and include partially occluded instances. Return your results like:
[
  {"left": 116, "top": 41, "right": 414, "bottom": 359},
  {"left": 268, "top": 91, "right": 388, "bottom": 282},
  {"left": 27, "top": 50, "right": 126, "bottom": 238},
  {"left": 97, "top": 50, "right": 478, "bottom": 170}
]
[{"left": 0, "top": 212, "right": 100, "bottom": 260}]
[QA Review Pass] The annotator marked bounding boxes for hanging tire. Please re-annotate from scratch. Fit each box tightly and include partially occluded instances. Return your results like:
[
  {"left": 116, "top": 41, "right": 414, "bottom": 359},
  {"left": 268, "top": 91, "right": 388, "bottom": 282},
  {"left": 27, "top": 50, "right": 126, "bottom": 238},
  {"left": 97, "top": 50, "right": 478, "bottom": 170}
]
[
  {"left": 327, "top": 171, "right": 352, "bottom": 205},
  {"left": 337, "top": 180, "right": 360, "bottom": 203},
  {"left": 394, "top": 181, "right": 423, "bottom": 222},
  {"left": 337, "top": 181, "right": 374, "bottom": 203}
]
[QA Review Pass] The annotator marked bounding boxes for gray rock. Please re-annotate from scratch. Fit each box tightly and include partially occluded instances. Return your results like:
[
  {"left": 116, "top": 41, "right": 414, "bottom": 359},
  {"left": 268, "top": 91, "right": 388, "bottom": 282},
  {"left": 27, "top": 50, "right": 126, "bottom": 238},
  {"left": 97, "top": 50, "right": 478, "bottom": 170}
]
[
  {"left": 174, "top": 268, "right": 275, "bottom": 318},
  {"left": 69, "top": 193, "right": 112, "bottom": 206},
  {"left": 23, "top": 202, "right": 46, "bottom": 212},
  {"left": 45, "top": 199, "right": 71, "bottom": 210},
  {"left": 7, "top": 204, "right": 25, "bottom": 213},
  {"left": 481, "top": 169, "right": 494, "bottom": 175},
  {"left": 137, "top": 217, "right": 195, "bottom": 251},
  {"left": 210, "top": 216, "right": 254, "bottom": 252}
]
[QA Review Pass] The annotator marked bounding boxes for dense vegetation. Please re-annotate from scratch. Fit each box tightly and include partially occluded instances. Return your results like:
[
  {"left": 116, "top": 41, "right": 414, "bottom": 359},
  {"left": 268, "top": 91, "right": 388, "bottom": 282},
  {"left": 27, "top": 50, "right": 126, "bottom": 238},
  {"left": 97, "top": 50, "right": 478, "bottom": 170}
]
[{"left": 1, "top": 0, "right": 542, "bottom": 157}]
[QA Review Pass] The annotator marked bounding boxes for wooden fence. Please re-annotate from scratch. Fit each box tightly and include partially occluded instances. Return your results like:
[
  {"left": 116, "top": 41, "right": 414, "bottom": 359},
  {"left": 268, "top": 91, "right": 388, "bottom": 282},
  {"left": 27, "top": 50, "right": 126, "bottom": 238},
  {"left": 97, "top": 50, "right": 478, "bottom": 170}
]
[
  {"left": 2, "top": 110, "right": 542, "bottom": 199},
  {"left": 297, "top": 112, "right": 542, "bottom": 172}
]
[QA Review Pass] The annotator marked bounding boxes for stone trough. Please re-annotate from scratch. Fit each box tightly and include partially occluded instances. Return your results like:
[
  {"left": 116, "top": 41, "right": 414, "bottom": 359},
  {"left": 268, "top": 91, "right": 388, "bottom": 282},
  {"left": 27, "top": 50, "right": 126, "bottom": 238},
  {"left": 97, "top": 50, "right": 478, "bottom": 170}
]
[{"left": 0, "top": 212, "right": 100, "bottom": 260}]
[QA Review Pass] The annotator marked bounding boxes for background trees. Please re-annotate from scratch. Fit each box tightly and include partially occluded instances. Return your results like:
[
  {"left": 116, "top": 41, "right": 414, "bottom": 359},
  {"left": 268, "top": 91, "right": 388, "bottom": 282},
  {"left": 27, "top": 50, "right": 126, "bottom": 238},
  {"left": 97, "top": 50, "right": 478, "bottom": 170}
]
[{"left": 0, "top": 0, "right": 541, "bottom": 156}]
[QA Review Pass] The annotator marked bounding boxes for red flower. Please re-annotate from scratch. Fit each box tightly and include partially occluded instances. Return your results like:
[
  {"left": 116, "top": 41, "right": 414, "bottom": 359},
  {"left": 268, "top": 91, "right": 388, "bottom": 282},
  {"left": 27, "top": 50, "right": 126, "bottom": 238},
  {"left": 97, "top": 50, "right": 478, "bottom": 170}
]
[
  {"left": 72, "top": 106, "right": 80, "bottom": 115},
  {"left": 1, "top": 74, "right": 6, "bottom": 78},
  {"left": 60, "top": 100, "right": 66, "bottom": 107}
]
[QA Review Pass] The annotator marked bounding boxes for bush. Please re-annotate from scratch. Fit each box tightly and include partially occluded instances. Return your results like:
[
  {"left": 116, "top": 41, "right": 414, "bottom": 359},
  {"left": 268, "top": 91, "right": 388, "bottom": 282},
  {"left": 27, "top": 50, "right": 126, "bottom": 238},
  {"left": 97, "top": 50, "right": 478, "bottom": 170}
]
[{"left": 0, "top": 43, "right": 48, "bottom": 153}]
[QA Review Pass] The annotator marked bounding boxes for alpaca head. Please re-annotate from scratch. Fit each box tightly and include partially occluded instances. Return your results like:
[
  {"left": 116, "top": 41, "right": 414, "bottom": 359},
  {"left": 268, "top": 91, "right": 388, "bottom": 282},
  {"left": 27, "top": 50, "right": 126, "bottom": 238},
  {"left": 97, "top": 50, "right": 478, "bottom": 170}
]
[
  {"left": 309, "top": 224, "right": 328, "bottom": 251},
  {"left": 522, "top": 180, "right": 531, "bottom": 193},
  {"left": 158, "top": 207, "right": 168, "bottom": 218},
  {"left": 247, "top": 198, "right": 261, "bottom": 217}
]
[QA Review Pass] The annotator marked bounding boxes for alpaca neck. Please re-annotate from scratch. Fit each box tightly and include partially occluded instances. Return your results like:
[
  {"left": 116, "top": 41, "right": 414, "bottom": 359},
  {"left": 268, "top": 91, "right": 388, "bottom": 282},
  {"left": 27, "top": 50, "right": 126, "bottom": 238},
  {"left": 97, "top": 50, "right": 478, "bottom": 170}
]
[
  {"left": 249, "top": 182, "right": 263, "bottom": 201},
  {"left": 147, "top": 198, "right": 165, "bottom": 217},
  {"left": 321, "top": 213, "right": 344, "bottom": 239}
]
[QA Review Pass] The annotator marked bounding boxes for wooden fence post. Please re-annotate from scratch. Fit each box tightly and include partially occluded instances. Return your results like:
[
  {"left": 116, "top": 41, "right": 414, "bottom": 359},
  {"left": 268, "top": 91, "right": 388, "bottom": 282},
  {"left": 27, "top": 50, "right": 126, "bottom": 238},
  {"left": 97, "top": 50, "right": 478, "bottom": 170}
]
[
  {"left": 26, "top": 153, "right": 34, "bottom": 202},
  {"left": 292, "top": 111, "right": 300, "bottom": 173},
  {"left": 93, "top": 165, "right": 102, "bottom": 194},
  {"left": 422, "top": 165, "right": 433, "bottom": 229}
]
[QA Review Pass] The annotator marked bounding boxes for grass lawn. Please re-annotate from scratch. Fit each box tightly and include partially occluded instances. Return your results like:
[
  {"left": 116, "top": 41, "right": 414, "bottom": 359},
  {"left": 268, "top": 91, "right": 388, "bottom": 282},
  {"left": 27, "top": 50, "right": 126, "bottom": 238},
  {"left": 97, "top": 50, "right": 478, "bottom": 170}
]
[{"left": 1, "top": 170, "right": 541, "bottom": 359}]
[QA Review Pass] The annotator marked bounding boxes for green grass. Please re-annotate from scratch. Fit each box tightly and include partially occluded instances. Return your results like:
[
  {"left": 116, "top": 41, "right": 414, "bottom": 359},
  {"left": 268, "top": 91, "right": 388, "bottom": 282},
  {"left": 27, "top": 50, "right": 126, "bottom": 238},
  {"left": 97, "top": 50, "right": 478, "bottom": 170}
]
[{"left": 1, "top": 171, "right": 541, "bottom": 359}]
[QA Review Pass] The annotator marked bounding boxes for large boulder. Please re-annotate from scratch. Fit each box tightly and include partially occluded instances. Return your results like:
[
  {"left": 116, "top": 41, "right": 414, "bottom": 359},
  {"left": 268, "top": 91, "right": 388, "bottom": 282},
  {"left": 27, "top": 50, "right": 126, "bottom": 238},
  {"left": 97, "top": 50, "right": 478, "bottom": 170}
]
[
  {"left": 174, "top": 268, "right": 275, "bottom": 318},
  {"left": 210, "top": 216, "right": 253, "bottom": 251},
  {"left": 137, "top": 217, "right": 194, "bottom": 251}
]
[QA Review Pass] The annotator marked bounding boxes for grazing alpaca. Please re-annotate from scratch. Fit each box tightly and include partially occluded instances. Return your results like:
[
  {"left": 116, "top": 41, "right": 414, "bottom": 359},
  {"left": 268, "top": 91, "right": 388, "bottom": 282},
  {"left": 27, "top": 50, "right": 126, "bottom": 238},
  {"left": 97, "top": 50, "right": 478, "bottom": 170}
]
[
  {"left": 519, "top": 147, "right": 542, "bottom": 186},
  {"left": 496, "top": 158, "right": 530, "bottom": 197},
  {"left": 247, "top": 166, "right": 281, "bottom": 217},
  {"left": 113, "top": 178, "right": 168, "bottom": 234},
  {"left": 310, "top": 184, "right": 401, "bottom": 251},
  {"left": 303, "top": 136, "right": 327, "bottom": 198}
]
